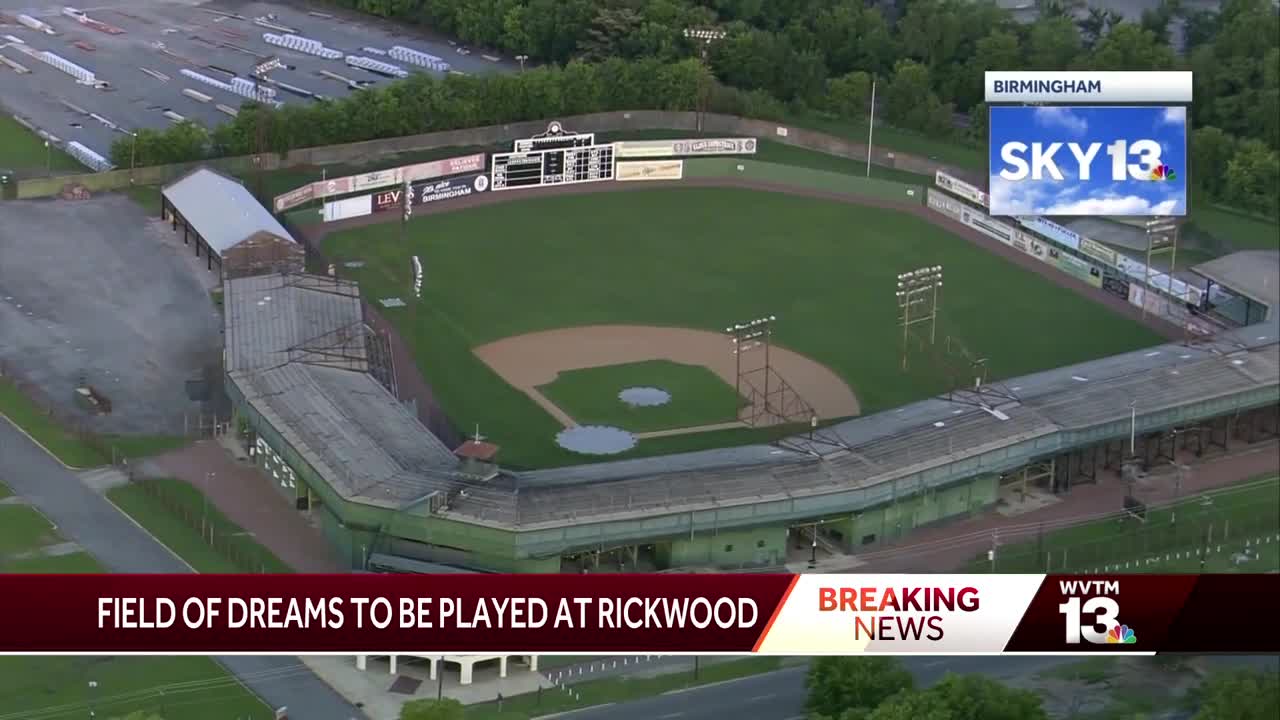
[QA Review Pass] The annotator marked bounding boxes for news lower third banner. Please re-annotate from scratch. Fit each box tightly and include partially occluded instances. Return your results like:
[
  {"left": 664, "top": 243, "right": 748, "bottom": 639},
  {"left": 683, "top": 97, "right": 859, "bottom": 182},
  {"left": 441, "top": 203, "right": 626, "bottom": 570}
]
[{"left": 0, "top": 574, "right": 1275, "bottom": 654}]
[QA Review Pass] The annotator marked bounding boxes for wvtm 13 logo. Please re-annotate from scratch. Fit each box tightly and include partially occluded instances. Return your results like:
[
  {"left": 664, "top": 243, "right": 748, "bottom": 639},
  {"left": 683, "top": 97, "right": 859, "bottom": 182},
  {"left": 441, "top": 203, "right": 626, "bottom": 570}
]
[
  {"left": 1058, "top": 580, "right": 1138, "bottom": 646},
  {"left": 998, "top": 140, "right": 1175, "bottom": 183}
]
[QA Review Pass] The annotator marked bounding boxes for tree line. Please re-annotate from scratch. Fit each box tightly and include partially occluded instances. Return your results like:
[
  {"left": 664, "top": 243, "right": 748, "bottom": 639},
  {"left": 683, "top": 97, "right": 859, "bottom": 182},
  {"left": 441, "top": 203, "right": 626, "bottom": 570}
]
[{"left": 113, "top": 0, "right": 1279, "bottom": 218}]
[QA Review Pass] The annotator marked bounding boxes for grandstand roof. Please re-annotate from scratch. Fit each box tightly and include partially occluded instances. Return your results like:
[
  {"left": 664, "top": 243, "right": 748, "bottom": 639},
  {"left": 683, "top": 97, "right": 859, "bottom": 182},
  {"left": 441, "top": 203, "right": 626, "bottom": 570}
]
[
  {"left": 1192, "top": 250, "right": 1280, "bottom": 313},
  {"left": 444, "top": 319, "right": 1280, "bottom": 528},
  {"left": 224, "top": 274, "right": 462, "bottom": 508},
  {"left": 163, "top": 167, "right": 295, "bottom": 256}
]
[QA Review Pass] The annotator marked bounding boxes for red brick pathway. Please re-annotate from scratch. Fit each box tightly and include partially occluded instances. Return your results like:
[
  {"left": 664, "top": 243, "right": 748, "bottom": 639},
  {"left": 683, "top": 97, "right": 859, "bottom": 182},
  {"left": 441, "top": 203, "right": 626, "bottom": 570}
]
[
  {"left": 848, "top": 443, "right": 1280, "bottom": 573},
  {"left": 143, "top": 440, "right": 346, "bottom": 573}
]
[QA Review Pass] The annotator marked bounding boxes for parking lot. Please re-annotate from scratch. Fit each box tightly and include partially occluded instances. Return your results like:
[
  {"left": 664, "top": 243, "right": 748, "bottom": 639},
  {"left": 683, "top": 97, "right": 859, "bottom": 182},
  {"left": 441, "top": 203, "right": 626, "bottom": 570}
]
[
  {"left": 0, "top": 0, "right": 512, "bottom": 165},
  {"left": 0, "top": 195, "right": 223, "bottom": 434}
]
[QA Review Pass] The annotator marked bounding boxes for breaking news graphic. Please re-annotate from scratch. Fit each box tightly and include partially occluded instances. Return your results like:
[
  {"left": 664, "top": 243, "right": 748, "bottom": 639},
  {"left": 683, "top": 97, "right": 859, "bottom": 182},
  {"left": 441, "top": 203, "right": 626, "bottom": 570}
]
[{"left": 0, "top": 573, "right": 1275, "bottom": 655}]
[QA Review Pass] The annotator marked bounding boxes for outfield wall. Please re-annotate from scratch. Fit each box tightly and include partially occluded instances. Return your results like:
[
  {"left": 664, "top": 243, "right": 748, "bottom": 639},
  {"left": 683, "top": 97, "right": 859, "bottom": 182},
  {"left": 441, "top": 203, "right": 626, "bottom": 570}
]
[
  {"left": 12, "top": 110, "right": 971, "bottom": 199},
  {"left": 684, "top": 158, "right": 924, "bottom": 204}
]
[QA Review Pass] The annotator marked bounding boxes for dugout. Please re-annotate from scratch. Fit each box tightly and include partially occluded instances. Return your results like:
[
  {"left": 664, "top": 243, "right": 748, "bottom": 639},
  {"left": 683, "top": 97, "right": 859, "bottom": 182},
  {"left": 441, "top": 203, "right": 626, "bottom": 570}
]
[
  {"left": 1191, "top": 250, "right": 1279, "bottom": 327},
  {"left": 161, "top": 167, "right": 304, "bottom": 279}
]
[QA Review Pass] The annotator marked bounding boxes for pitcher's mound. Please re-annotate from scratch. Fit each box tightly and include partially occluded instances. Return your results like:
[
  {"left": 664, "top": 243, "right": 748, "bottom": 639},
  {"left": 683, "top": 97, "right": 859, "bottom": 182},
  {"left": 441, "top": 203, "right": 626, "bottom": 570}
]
[{"left": 556, "top": 425, "right": 638, "bottom": 455}]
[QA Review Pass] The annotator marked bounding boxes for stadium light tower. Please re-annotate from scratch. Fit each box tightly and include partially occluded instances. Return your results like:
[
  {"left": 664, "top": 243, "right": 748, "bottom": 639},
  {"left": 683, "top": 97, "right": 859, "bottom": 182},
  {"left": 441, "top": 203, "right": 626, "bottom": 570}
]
[
  {"left": 895, "top": 265, "right": 943, "bottom": 371},
  {"left": 727, "top": 315, "right": 776, "bottom": 417},
  {"left": 1143, "top": 217, "right": 1181, "bottom": 321},
  {"left": 683, "top": 27, "right": 726, "bottom": 132}
]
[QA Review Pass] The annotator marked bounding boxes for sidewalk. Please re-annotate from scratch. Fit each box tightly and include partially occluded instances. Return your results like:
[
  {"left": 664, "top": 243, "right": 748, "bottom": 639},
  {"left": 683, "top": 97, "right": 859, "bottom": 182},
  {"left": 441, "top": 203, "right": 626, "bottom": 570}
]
[
  {"left": 140, "top": 439, "right": 345, "bottom": 572},
  {"left": 847, "top": 444, "right": 1279, "bottom": 573}
]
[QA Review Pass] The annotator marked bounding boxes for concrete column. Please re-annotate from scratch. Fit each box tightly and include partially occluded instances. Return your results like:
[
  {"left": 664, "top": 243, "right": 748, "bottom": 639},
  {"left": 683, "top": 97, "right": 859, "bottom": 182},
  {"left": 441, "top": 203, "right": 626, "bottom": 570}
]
[
  {"left": 459, "top": 659, "right": 474, "bottom": 685},
  {"left": 389, "top": 655, "right": 397, "bottom": 675},
  {"left": 429, "top": 657, "right": 438, "bottom": 680},
  {"left": 527, "top": 655, "right": 538, "bottom": 672},
  {"left": 356, "top": 655, "right": 367, "bottom": 671},
  {"left": 499, "top": 656, "right": 508, "bottom": 678}
]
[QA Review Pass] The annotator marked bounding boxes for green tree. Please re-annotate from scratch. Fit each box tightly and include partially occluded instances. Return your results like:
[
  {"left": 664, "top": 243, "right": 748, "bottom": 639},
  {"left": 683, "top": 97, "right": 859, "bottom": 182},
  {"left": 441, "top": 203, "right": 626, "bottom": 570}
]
[
  {"left": 1190, "top": 126, "right": 1238, "bottom": 196},
  {"left": 1086, "top": 23, "right": 1176, "bottom": 70},
  {"left": 883, "top": 59, "right": 952, "bottom": 136},
  {"left": 1193, "top": 669, "right": 1280, "bottom": 720},
  {"left": 1224, "top": 138, "right": 1280, "bottom": 217},
  {"left": 825, "top": 71, "right": 872, "bottom": 121},
  {"left": 805, "top": 657, "right": 914, "bottom": 718},
  {"left": 925, "top": 673, "right": 1048, "bottom": 720},
  {"left": 865, "top": 690, "right": 953, "bottom": 720},
  {"left": 400, "top": 697, "right": 465, "bottom": 720},
  {"left": 1026, "top": 15, "right": 1082, "bottom": 70}
]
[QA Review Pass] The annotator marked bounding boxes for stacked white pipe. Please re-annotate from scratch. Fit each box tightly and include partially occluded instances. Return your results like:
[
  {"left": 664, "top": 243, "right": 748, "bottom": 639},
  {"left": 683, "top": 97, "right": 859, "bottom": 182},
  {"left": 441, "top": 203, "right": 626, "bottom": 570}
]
[
  {"left": 181, "top": 69, "right": 282, "bottom": 107},
  {"left": 39, "top": 51, "right": 96, "bottom": 84},
  {"left": 345, "top": 55, "right": 408, "bottom": 78},
  {"left": 388, "top": 45, "right": 451, "bottom": 72},
  {"left": 16, "top": 14, "right": 56, "bottom": 35},
  {"left": 263, "top": 33, "right": 342, "bottom": 60},
  {"left": 65, "top": 141, "right": 113, "bottom": 172}
]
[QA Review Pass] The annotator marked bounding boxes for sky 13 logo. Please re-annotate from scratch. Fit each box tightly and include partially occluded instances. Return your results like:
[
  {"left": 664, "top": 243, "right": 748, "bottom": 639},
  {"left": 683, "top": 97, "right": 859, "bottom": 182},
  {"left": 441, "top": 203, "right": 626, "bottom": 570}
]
[{"left": 998, "top": 140, "right": 1163, "bottom": 182}]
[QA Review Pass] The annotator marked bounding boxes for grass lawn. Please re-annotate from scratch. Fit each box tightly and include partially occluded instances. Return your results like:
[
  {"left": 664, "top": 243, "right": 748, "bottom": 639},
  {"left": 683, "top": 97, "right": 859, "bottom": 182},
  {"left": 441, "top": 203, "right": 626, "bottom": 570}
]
[
  {"left": 0, "top": 115, "right": 84, "bottom": 174},
  {"left": 0, "top": 485, "right": 271, "bottom": 719},
  {"left": 107, "top": 478, "right": 293, "bottom": 574},
  {"left": 325, "top": 187, "right": 1163, "bottom": 468},
  {"left": 0, "top": 377, "right": 190, "bottom": 467},
  {"left": 465, "top": 656, "right": 784, "bottom": 720},
  {"left": 539, "top": 360, "right": 743, "bottom": 432},
  {"left": 970, "top": 475, "right": 1280, "bottom": 573},
  {"left": 1188, "top": 202, "right": 1279, "bottom": 252},
  {"left": 785, "top": 112, "right": 986, "bottom": 172}
]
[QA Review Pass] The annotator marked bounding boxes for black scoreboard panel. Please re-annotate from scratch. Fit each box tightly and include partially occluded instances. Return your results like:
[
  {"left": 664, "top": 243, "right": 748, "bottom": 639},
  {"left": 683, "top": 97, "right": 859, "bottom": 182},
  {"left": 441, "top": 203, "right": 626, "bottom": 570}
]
[
  {"left": 513, "top": 132, "right": 596, "bottom": 153},
  {"left": 491, "top": 144, "right": 615, "bottom": 190}
]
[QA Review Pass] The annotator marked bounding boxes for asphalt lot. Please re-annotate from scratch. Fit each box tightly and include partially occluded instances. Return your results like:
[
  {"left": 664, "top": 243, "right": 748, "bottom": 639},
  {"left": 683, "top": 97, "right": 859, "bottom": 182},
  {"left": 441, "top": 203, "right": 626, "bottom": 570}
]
[
  {"left": 0, "top": 0, "right": 512, "bottom": 163},
  {"left": 0, "top": 194, "right": 222, "bottom": 434}
]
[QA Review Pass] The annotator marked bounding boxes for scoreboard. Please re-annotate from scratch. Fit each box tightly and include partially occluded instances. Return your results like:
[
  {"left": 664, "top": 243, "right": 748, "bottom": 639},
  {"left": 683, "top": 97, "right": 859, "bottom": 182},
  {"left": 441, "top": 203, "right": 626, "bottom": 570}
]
[{"left": 491, "top": 144, "right": 615, "bottom": 190}]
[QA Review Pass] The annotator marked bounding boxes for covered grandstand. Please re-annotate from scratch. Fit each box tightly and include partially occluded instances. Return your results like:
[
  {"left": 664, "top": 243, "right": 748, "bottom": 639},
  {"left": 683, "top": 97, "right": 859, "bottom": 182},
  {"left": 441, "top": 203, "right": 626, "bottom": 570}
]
[{"left": 224, "top": 274, "right": 1280, "bottom": 573}]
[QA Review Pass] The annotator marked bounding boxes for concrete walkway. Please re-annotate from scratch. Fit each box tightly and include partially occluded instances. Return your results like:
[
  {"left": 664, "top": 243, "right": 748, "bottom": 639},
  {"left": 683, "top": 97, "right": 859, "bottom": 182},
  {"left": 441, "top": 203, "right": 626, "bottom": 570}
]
[{"left": 0, "top": 415, "right": 364, "bottom": 720}]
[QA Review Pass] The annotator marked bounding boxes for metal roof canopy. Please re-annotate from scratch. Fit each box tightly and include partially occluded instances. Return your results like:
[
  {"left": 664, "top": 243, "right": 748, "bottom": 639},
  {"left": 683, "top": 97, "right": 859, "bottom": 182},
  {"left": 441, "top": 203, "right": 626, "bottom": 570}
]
[
  {"left": 162, "top": 166, "right": 296, "bottom": 256},
  {"left": 1192, "top": 250, "right": 1280, "bottom": 315}
]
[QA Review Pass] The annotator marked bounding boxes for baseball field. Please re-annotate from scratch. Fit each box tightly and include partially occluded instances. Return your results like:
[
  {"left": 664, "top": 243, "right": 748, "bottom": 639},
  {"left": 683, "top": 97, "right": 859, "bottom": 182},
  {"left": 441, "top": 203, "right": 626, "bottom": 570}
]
[{"left": 320, "top": 182, "right": 1168, "bottom": 469}]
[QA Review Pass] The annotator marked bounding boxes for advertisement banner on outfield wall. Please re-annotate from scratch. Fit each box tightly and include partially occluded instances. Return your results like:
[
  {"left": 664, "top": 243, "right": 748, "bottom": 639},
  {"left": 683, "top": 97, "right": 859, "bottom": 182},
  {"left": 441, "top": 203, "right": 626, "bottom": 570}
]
[
  {"left": 934, "top": 171, "right": 988, "bottom": 207},
  {"left": 1103, "top": 274, "right": 1131, "bottom": 300},
  {"left": 1016, "top": 216, "right": 1081, "bottom": 251},
  {"left": 323, "top": 194, "right": 372, "bottom": 222},
  {"left": 1078, "top": 236, "right": 1117, "bottom": 266},
  {"left": 273, "top": 183, "right": 316, "bottom": 213},
  {"left": 616, "top": 160, "right": 684, "bottom": 181},
  {"left": 313, "top": 176, "right": 355, "bottom": 201},
  {"left": 411, "top": 173, "right": 491, "bottom": 204},
  {"left": 926, "top": 189, "right": 965, "bottom": 220},
  {"left": 961, "top": 208, "right": 1018, "bottom": 247},
  {"left": 614, "top": 138, "right": 757, "bottom": 158}
]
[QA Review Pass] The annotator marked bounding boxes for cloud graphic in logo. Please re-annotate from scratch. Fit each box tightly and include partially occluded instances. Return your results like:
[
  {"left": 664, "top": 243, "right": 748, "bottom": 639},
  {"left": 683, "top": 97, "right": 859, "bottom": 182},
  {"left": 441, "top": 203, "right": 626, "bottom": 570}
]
[
  {"left": 1106, "top": 625, "right": 1137, "bottom": 644},
  {"left": 1033, "top": 106, "right": 1089, "bottom": 135},
  {"left": 1160, "top": 106, "right": 1186, "bottom": 126}
]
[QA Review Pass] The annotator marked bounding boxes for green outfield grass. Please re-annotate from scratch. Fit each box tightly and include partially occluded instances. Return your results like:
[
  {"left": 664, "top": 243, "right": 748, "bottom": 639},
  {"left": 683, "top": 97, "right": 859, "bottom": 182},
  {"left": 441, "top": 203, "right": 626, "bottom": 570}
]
[
  {"left": 324, "top": 187, "right": 1164, "bottom": 468},
  {"left": 0, "top": 483, "right": 270, "bottom": 720},
  {"left": 0, "top": 115, "right": 84, "bottom": 175},
  {"left": 539, "top": 360, "right": 743, "bottom": 432},
  {"left": 968, "top": 475, "right": 1280, "bottom": 573}
]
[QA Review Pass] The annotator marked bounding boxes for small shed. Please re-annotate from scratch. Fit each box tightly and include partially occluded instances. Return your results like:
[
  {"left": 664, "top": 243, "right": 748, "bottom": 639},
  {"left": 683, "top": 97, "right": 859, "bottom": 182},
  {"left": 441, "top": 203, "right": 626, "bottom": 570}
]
[
  {"left": 161, "top": 167, "right": 304, "bottom": 278},
  {"left": 1191, "top": 250, "right": 1280, "bottom": 326}
]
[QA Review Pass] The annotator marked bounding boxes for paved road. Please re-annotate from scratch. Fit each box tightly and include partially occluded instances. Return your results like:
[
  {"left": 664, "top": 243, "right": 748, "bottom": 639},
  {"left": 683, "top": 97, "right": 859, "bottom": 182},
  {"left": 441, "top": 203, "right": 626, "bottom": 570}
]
[
  {"left": 0, "top": 416, "right": 365, "bottom": 720},
  {"left": 552, "top": 656, "right": 1080, "bottom": 720}
]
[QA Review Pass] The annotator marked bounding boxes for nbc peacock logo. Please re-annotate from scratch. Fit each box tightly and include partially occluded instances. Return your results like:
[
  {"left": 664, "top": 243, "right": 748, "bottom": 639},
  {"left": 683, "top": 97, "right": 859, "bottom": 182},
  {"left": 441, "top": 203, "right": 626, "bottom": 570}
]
[
  {"left": 1106, "top": 624, "right": 1137, "bottom": 644},
  {"left": 1148, "top": 164, "right": 1177, "bottom": 182}
]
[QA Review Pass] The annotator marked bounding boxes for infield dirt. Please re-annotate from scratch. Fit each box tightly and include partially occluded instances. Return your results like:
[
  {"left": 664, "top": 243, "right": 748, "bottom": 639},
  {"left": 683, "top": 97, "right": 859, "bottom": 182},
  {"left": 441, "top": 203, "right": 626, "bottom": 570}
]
[{"left": 474, "top": 325, "right": 861, "bottom": 433}]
